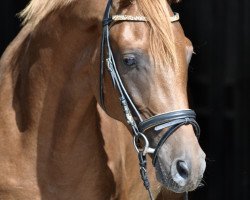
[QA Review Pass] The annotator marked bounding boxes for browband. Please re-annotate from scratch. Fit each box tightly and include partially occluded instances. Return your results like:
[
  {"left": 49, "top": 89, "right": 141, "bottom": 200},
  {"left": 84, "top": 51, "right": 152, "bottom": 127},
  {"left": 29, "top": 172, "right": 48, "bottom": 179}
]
[{"left": 112, "top": 12, "right": 180, "bottom": 23}]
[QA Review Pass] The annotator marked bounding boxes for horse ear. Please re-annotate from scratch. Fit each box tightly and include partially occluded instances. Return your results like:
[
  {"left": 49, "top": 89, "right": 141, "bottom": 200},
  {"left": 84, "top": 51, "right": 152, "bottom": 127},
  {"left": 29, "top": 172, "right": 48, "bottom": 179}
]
[
  {"left": 119, "top": 0, "right": 134, "bottom": 8},
  {"left": 167, "top": 0, "right": 181, "bottom": 4},
  {"left": 114, "top": 0, "right": 132, "bottom": 10}
]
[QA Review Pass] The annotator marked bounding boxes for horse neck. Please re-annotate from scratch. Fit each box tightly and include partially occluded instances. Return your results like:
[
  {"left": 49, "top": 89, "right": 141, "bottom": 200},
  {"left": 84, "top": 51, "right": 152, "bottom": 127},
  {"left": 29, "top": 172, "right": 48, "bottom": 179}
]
[
  {"left": 0, "top": 6, "right": 122, "bottom": 197},
  {"left": 3, "top": 7, "right": 102, "bottom": 132}
]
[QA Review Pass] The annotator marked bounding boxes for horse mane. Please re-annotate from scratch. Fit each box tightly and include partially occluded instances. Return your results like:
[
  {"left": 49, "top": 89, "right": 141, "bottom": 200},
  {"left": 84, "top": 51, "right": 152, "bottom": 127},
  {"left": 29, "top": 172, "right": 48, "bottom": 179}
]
[
  {"left": 19, "top": 0, "right": 75, "bottom": 26},
  {"left": 20, "top": 0, "right": 178, "bottom": 65},
  {"left": 136, "top": 0, "right": 178, "bottom": 66}
]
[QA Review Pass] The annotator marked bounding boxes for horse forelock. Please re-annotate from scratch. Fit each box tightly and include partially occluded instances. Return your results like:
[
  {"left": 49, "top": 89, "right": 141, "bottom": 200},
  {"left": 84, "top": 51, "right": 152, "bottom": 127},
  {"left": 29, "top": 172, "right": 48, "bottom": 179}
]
[
  {"left": 20, "top": 0, "right": 178, "bottom": 66},
  {"left": 19, "top": 0, "right": 75, "bottom": 26},
  {"left": 136, "top": 0, "right": 178, "bottom": 66}
]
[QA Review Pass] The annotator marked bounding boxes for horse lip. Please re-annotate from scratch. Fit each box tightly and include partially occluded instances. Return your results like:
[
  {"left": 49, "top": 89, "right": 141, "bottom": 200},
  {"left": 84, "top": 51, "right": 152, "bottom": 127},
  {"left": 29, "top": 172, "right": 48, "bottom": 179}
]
[{"left": 154, "top": 156, "right": 202, "bottom": 193}]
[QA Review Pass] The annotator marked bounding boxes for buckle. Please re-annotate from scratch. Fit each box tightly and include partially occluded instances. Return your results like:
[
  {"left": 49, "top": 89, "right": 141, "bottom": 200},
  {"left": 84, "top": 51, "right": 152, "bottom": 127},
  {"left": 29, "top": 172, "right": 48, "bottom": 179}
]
[{"left": 133, "top": 132, "right": 155, "bottom": 156}]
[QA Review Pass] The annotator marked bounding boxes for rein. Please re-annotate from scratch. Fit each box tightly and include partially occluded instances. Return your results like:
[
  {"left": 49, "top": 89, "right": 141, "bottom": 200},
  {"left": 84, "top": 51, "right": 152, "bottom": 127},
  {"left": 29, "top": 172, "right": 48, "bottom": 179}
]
[{"left": 100, "top": 0, "right": 200, "bottom": 199}]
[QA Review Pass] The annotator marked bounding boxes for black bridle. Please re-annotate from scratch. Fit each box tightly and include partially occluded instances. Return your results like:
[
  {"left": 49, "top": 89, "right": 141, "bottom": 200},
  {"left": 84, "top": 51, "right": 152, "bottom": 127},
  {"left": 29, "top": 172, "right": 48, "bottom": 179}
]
[{"left": 100, "top": 0, "right": 200, "bottom": 199}]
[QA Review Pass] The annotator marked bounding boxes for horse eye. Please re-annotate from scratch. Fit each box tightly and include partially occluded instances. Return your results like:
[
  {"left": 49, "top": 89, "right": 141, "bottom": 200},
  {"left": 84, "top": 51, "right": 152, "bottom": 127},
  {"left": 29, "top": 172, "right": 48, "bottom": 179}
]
[{"left": 123, "top": 56, "right": 137, "bottom": 67}]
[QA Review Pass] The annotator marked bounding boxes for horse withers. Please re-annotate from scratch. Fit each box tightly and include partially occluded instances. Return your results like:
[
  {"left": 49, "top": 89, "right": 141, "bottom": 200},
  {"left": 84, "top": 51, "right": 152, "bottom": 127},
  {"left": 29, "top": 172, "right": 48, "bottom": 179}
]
[{"left": 0, "top": 0, "right": 205, "bottom": 199}]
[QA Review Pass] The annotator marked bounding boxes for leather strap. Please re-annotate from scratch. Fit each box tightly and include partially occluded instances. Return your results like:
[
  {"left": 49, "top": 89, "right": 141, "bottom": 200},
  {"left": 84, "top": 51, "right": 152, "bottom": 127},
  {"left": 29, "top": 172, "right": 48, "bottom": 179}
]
[
  {"left": 138, "top": 109, "right": 197, "bottom": 132},
  {"left": 152, "top": 115, "right": 200, "bottom": 165},
  {"left": 100, "top": 0, "right": 112, "bottom": 109}
]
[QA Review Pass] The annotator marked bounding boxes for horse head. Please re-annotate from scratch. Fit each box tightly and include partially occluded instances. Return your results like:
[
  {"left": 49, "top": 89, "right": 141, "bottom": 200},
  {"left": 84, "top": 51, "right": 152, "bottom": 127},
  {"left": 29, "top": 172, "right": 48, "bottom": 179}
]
[{"left": 90, "top": 0, "right": 206, "bottom": 193}]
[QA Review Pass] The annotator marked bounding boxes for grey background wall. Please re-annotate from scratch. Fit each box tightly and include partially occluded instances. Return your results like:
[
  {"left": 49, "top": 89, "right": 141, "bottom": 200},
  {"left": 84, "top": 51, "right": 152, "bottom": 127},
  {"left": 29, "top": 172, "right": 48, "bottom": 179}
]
[{"left": 1, "top": 1, "right": 250, "bottom": 199}]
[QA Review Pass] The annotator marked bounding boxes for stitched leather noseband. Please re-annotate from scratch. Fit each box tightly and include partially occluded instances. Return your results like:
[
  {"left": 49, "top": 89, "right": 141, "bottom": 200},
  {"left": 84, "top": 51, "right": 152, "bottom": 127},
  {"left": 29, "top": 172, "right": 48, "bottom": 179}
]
[
  {"left": 99, "top": 0, "right": 200, "bottom": 199},
  {"left": 138, "top": 109, "right": 200, "bottom": 165}
]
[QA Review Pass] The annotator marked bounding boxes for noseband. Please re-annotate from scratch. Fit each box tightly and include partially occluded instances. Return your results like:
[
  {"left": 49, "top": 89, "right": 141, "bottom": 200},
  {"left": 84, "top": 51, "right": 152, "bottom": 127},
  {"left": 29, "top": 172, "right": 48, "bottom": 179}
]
[{"left": 100, "top": 0, "right": 200, "bottom": 199}]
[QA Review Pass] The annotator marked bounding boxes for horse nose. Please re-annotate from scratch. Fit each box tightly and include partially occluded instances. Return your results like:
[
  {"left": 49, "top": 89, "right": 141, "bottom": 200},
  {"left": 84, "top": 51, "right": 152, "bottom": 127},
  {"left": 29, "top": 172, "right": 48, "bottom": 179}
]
[
  {"left": 176, "top": 160, "right": 189, "bottom": 179},
  {"left": 171, "top": 160, "right": 190, "bottom": 187}
]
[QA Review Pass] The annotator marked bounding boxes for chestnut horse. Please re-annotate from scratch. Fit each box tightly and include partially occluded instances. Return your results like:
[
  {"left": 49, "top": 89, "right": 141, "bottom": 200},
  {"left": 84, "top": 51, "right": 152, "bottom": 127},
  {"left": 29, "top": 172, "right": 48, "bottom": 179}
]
[{"left": 0, "top": 0, "right": 206, "bottom": 199}]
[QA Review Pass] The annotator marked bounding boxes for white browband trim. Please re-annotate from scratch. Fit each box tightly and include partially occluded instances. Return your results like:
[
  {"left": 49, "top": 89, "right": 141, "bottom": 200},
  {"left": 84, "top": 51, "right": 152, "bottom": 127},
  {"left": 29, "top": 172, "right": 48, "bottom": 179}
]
[
  {"left": 112, "top": 12, "right": 180, "bottom": 23},
  {"left": 112, "top": 15, "right": 147, "bottom": 22}
]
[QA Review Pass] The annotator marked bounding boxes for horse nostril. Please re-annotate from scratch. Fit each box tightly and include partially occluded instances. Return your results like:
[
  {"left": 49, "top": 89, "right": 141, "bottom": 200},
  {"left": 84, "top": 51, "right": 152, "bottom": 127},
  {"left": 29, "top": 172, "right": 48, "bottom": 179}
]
[{"left": 176, "top": 160, "right": 189, "bottom": 179}]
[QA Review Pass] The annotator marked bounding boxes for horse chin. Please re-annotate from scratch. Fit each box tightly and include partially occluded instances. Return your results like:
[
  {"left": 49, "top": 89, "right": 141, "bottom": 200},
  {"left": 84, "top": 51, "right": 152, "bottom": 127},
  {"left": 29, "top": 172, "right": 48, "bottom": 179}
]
[{"left": 154, "top": 159, "right": 203, "bottom": 193}]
